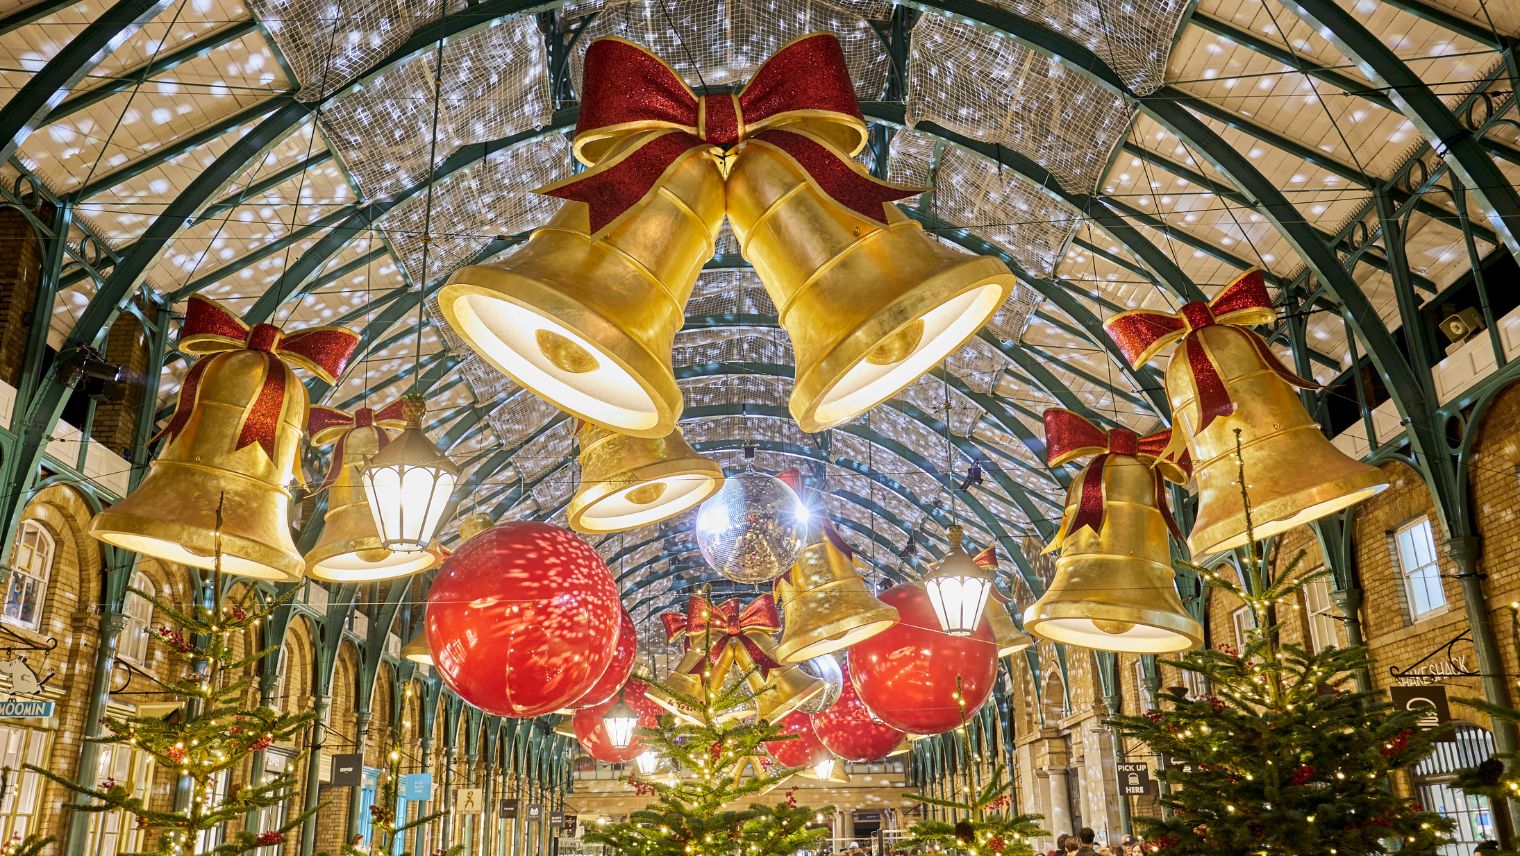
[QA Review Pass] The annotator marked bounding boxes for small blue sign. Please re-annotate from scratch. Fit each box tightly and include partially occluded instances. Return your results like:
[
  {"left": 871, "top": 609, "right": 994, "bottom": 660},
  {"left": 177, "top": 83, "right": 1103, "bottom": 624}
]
[
  {"left": 0, "top": 700, "right": 52, "bottom": 718},
  {"left": 400, "top": 773, "right": 433, "bottom": 802}
]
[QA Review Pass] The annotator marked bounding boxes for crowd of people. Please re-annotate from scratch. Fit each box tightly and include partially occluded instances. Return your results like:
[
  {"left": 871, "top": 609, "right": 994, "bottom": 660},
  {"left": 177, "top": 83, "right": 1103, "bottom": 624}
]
[{"left": 1046, "top": 828, "right": 1146, "bottom": 856}]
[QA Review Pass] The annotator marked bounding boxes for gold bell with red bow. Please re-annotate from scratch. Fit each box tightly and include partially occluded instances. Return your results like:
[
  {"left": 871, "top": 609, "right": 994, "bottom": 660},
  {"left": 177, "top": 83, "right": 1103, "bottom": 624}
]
[
  {"left": 567, "top": 421, "right": 724, "bottom": 534},
  {"left": 1105, "top": 269, "right": 1386, "bottom": 557},
  {"left": 437, "top": 42, "right": 728, "bottom": 438},
  {"left": 648, "top": 594, "right": 823, "bottom": 724},
  {"left": 303, "top": 402, "right": 440, "bottom": 582},
  {"left": 970, "top": 547, "right": 1034, "bottom": 658},
  {"left": 91, "top": 296, "right": 360, "bottom": 581},
  {"left": 722, "top": 41, "right": 1014, "bottom": 431},
  {"left": 1023, "top": 409, "right": 1203, "bottom": 654},
  {"left": 773, "top": 527, "right": 898, "bottom": 665}
]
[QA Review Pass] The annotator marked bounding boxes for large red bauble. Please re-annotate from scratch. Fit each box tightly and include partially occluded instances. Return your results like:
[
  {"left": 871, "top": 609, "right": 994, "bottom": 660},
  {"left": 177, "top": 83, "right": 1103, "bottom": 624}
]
[
  {"left": 811, "top": 657, "right": 903, "bottom": 762},
  {"left": 428, "top": 522, "right": 622, "bottom": 718},
  {"left": 569, "top": 608, "right": 637, "bottom": 709},
  {"left": 764, "top": 710, "right": 826, "bottom": 768},
  {"left": 848, "top": 582, "right": 997, "bottom": 735},
  {"left": 573, "top": 679, "right": 663, "bottom": 763}
]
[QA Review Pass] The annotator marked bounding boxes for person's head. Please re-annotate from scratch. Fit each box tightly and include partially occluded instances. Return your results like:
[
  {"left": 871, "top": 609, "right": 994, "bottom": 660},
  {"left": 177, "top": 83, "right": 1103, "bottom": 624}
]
[
  {"left": 1064, "top": 840, "right": 1080, "bottom": 854},
  {"left": 1475, "top": 842, "right": 1500, "bottom": 854},
  {"left": 1079, "top": 828, "right": 1095, "bottom": 845},
  {"left": 1056, "top": 834, "right": 1069, "bottom": 849}
]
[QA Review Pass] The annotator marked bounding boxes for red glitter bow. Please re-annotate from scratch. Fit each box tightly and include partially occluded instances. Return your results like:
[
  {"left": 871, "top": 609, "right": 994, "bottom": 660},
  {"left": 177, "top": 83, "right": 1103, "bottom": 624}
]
[
  {"left": 1043, "top": 408, "right": 1189, "bottom": 550},
  {"left": 661, "top": 594, "right": 782, "bottom": 677},
  {"left": 158, "top": 296, "right": 360, "bottom": 459},
  {"left": 307, "top": 400, "right": 409, "bottom": 489},
  {"left": 1104, "top": 269, "right": 1315, "bottom": 434},
  {"left": 971, "top": 547, "right": 1014, "bottom": 605},
  {"left": 537, "top": 34, "right": 917, "bottom": 235}
]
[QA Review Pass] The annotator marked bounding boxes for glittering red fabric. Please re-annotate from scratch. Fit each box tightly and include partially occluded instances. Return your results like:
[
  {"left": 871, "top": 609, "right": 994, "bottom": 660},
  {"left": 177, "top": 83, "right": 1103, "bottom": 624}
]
[
  {"left": 551, "top": 34, "right": 896, "bottom": 230},
  {"left": 237, "top": 352, "right": 288, "bottom": 459},
  {"left": 1042, "top": 408, "right": 1187, "bottom": 541}
]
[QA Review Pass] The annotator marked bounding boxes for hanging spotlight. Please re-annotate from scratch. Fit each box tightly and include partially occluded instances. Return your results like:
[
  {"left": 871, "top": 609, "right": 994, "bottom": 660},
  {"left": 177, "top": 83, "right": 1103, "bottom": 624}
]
[
  {"left": 402, "top": 627, "right": 433, "bottom": 667},
  {"left": 603, "top": 695, "right": 641, "bottom": 750},
  {"left": 361, "top": 393, "right": 459, "bottom": 552},
  {"left": 923, "top": 525, "right": 993, "bottom": 637},
  {"left": 635, "top": 749, "right": 661, "bottom": 776}
]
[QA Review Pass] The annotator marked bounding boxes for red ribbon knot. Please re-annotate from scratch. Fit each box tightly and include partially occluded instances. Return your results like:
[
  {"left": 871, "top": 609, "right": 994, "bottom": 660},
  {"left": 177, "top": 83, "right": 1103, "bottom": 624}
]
[
  {"left": 158, "top": 295, "right": 360, "bottom": 461},
  {"left": 1103, "top": 269, "right": 1316, "bottom": 434},
  {"left": 661, "top": 594, "right": 782, "bottom": 677},
  {"left": 536, "top": 34, "right": 918, "bottom": 235},
  {"left": 1043, "top": 408, "right": 1189, "bottom": 549}
]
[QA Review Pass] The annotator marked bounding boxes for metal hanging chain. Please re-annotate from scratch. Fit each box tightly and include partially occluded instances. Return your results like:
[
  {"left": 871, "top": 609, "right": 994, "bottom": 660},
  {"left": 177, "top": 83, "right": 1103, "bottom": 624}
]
[{"left": 412, "top": 1, "right": 451, "bottom": 395}]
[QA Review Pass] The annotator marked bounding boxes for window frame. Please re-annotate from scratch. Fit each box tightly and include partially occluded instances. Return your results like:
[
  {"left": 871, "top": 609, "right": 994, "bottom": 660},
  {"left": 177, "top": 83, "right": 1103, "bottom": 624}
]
[
  {"left": 1394, "top": 517, "right": 1447, "bottom": 620},
  {"left": 2, "top": 521, "right": 53, "bottom": 631},
  {"left": 118, "top": 571, "right": 155, "bottom": 665},
  {"left": 1301, "top": 572, "right": 1343, "bottom": 653},
  {"left": 1231, "top": 604, "right": 1256, "bottom": 651}
]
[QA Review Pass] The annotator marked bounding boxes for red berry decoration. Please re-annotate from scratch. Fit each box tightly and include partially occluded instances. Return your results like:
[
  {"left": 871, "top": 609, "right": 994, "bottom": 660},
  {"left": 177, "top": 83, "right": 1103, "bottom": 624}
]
[
  {"left": 846, "top": 582, "right": 998, "bottom": 734},
  {"left": 568, "top": 608, "right": 638, "bottom": 709},
  {"left": 811, "top": 657, "right": 903, "bottom": 761},
  {"left": 765, "top": 710, "right": 826, "bottom": 768},
  {"left": 572, "top": 678, "right": 663, "bottom": 763},
  {"left": 428, "top": 522, "right": 622, "bottom": 718}
]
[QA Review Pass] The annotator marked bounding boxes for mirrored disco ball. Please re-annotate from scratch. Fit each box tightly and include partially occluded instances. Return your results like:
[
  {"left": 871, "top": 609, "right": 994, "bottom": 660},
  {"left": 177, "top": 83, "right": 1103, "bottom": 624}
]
[
  {"left": 694, "top": 470, "right": 808, "bottom": 583},
  {"left": 799, "top": 653, "right": 844, "bottom": 714}
]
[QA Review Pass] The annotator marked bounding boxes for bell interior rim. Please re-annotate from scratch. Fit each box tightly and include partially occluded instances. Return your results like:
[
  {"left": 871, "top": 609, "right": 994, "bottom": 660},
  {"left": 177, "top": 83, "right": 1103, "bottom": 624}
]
[
  {"left": 1189, "top": 481, "right": 1388, "bottom": 559},
  {"left": 90, "top": 525, "right": 301, "bottom": 582},
  {"left": 1023, "top": 614, "right": 1202, "bottom": 655},
  {"left": 570, "top": 469, "right": 725, "bottom": 533},
  {"left": 797, "top": 274, "right": 1009, "bottom": 430},
  {"left": 306, "top": 545, "right": 439, "bottom": 582},
  {"left": 439, "top": 281, "right": 675, "bottom": 438},
  {"left": 775, "top": 613, "right": 899, "bottom": 665}
]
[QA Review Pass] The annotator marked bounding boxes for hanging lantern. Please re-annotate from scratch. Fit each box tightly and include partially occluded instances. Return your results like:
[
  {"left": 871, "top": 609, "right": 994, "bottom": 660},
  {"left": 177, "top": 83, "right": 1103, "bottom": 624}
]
[
  {"left": 694, "top": 463, "right": 809, "bottom": 584},
  {"left": 568, "top": 422, "right": 724, "bottom": 534},
  {"left": 1023, "top": 409, "right": 1203, "bottom": 654},
  {"left": 361, "top": 393, "right": 459, "bottom": 552},
  {"left": 90, "top": 295, "right": 360, "bottom": 581},
  {"left": 635, "top": 750, "right": 661, "bottom": 776},
  {"left": 1105, "top": 269, "right": 1386, "bottom": 557},
  {"left": 774, "top": 526, "right": 898, "bottom": 664},
  {"left": 402, "top": 627, "right": 432, "bottom": 667},
  {"left": 923, "top": 525, "right": 994, "bottom": 637},
  {"left": 602, "top": 696, "right": 640, "bottom": 749},
  {"left": 305, "top": 401, "right": 439, "bottom": 582},
  {"left": 574, "top": 679, "right": 663, "bottom": 763},
  {"left": 811, "top": 756, "right": 837, "bottom": 781}
]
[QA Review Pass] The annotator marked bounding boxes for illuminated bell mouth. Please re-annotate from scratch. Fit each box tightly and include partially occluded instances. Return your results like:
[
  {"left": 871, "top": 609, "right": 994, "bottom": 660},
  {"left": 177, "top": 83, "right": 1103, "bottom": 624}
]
[
  {"left": 625, "top": 482, "right": 668, "bottom": 505},
  {"left": 536, "top": 328, "right": 599, "bottom": 374},
  {"left": 865, "top": 318, "right": 924, "bottom": 366}
]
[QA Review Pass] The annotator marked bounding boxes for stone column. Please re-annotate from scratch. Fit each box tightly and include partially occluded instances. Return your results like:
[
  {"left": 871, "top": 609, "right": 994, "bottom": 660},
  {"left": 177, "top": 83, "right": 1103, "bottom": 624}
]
[
  {"left": 63, "top": 611, "right": 126, "bottom": 856},
  {"left": 347, "top": 711, "right": 372, "bottom": 847},
  {"left": 299, "top": 694, "right": 331, "bottom": 856}
]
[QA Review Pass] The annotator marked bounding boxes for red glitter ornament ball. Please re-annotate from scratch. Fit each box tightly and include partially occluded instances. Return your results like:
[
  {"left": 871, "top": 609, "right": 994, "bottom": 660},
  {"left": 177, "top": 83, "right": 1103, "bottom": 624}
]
[
  {"left": 811, "top": 657, "right": 903, "bottom": 762},
  {"left": 848, "top": 582, "right": 997, "bottom": 735},
  {"left": 573, "top": 679, "right": 663, "bottom": 764},
  {"left": 428, "top": 522, "right": 622, "bottom": 717},
  {"left": 764, "top": 710, "right": 826, "bottom": 768},
  {"left": 569, "top": 608, "right": 638, "bottom": 710}
]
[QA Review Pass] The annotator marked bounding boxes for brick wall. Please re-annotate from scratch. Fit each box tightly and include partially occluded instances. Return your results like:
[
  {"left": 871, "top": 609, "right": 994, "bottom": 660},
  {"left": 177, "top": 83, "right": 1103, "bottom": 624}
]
[{"left": 0, "top": 205, "right": 47, "bottom": 388}]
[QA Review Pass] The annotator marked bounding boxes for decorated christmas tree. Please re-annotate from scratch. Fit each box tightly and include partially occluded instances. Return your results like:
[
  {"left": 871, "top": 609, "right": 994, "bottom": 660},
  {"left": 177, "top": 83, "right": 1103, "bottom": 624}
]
[
  {"left": 581, "top": 646, "right": 830, "bottom": 856},
  {"left": 33, "top": 505, "right": 317, "bottom": 855},
  {"left": 903, "top": 678, "right": 1044, "bottom": 856},
  {"left": 1108, "top": 435, "right": 1454, "bottom": 855}
]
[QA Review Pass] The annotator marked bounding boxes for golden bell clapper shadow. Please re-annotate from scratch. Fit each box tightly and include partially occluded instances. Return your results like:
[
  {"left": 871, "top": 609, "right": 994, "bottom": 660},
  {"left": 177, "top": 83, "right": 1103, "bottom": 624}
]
[
  {"left": 1104, "top": 268, "right": 1386, "bottom": 558},
  {"left": 567, "top": 421, "right": 724, "bottom": 534},
  {"left": 438, "top": 33, "right": 1015, "bottom": 436},
  {"left": 91, "top": 295, "right": 361, "bottom": 582},
  {"left": 303, "top": 402, "right": 439, "bottom": 582}
]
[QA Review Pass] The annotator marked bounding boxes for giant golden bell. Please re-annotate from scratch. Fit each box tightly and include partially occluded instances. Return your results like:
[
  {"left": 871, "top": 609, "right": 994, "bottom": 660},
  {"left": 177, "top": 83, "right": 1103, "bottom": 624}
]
[
  {"left": 773, "top": 536, "right": 898, "bottom": 664},
  {"left": 725, "top": 134, "right": 1015, "bottom": 432},
  {"left": 744, "top": 657, "right": 824, "bottom": 723},
  {"left": 438, "top": 134, "right": 725, "bottom": 438},
  {"left": 306, "top": 414, "right": 438, "bottom": 583},
  {"left": 91, "top": 349, "right": 307, "bottom": 581},
  {"left": 1173, "top": 324, "right": 1387, "bottom": 557},
  {"left": 983, "top": 600, "right": 1034, "bottom": 658},
  {"left": 567, "top": 422, "right": 724, "bottom": 534},
  {"left": 1024, "top": 455, "right": 1202, "bottom": 654}
]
